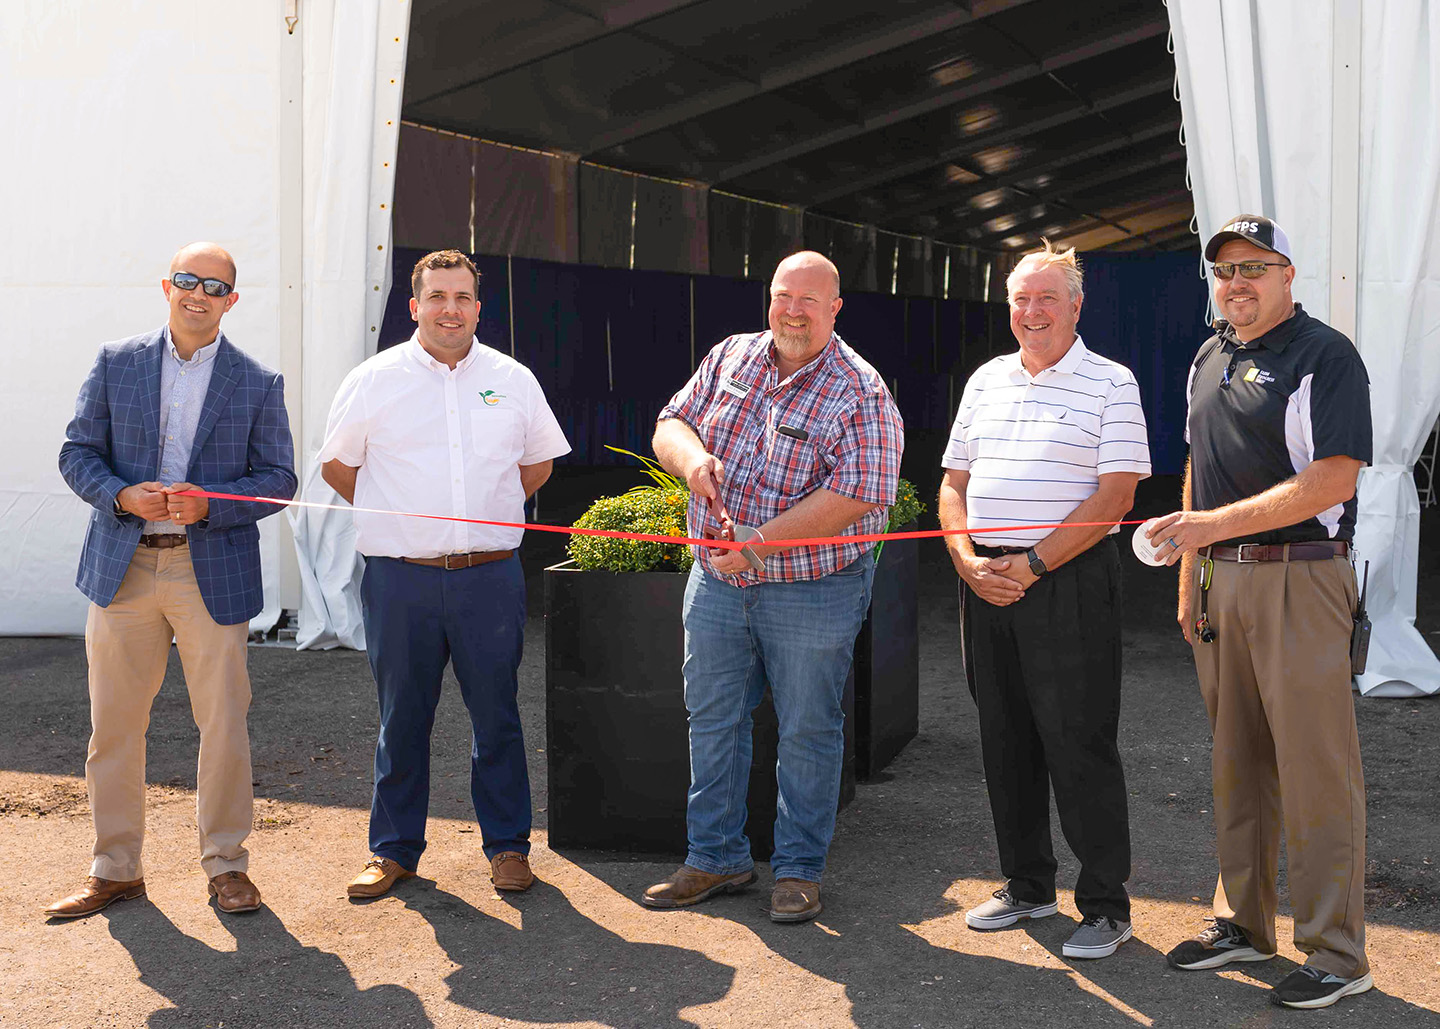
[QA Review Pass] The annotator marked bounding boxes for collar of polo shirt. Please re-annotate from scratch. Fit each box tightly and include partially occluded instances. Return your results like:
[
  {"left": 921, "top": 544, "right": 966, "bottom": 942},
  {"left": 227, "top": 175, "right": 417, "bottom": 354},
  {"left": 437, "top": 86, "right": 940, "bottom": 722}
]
[
  {"left": 1007, "top": 334, "right": 1089, "bottom": 380},
  {"left": 1228, "top": 303, "right": 1304, "bottom": 353}
]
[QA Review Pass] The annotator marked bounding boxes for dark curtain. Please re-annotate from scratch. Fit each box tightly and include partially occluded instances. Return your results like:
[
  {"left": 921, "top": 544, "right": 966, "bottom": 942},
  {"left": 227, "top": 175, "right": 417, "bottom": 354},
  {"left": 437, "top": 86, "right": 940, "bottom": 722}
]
[
  {"left": 693, "top": 275, "right": 765, "bottom": 358},
  {"left": 578, "top": 163, "right": 634, "bottom": 269},
  {"left": 374, "top": 248, "right": 1206, "bottom": 473},
  {"left": 836, "top": 291, "right": 907, "bottom": 384},
  {"left": 471, "top": 141, "right": 578, "bottom": 263},
  {"left": 392, "top": 126, "right": 474, "bottom": 252},
  {"left": 1077, "top": 249, "right": 1208, "bottom": 475},
  {"left": 709, "top": 192, "right": 802, "bottom": 281},
  {"left": 805, "top": 213, "right": 877, "bottom": 293},
  {"left": 634, "top": 178, "right": 709, "bottom": 275}
]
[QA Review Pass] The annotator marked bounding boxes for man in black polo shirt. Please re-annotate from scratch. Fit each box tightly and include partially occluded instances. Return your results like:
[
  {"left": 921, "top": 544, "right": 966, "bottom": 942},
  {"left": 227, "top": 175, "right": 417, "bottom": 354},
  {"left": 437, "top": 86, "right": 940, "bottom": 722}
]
[{"left": 1146, "top": 215, "right": 1372, "bottom": 1010}]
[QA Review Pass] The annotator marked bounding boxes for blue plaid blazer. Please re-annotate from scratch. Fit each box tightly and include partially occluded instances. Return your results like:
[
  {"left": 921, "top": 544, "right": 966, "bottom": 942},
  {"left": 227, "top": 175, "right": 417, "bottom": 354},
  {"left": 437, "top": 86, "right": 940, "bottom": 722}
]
[{"left": 59, "top": 328, "right": 297, "bottom": 625}]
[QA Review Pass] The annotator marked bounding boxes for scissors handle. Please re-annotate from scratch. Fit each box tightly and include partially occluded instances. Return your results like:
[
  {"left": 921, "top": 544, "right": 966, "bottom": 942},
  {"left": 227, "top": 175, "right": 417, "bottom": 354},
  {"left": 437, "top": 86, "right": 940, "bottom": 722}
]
[{"left": 706, "top": 492, "right": 735, "bottom": 542}]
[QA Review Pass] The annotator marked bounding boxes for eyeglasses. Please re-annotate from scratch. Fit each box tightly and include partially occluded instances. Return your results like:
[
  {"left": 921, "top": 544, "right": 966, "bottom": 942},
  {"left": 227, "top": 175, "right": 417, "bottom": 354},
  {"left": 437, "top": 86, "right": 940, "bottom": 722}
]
[
  {"left": 170, "top": 272, "right": 234, "bottom": 297},
  {"left": 1212, "top": 260, "right": 1288, "bottom": 280}
]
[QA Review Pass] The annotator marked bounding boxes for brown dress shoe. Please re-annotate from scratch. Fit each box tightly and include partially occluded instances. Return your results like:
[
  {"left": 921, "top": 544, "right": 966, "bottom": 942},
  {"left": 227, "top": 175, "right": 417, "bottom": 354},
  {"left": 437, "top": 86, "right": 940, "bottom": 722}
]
[
  {"left": 490, "top": 851, "right": 534, "bottom": 892},
  {"left": 208, "top": 871, "right": 262, "bottom": 914},
  {"left": 347, "top": 856, "right": 416, "bottom": 898},
  {"left": 44, "top": 876, "right": 146, "bottom": 919},
  {"left": 641, "top": 865, "right": 756, "bottom": 909},
  {"left": 770, "top": 879, "right": 822, "bottom": 923}
]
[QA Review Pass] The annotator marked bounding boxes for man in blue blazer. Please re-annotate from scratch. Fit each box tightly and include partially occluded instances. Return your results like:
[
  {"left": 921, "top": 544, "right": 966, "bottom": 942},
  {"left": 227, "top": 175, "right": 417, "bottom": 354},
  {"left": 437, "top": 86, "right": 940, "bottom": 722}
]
[{"left": 48, "top": 242, "right": 296, "bottom": 918}]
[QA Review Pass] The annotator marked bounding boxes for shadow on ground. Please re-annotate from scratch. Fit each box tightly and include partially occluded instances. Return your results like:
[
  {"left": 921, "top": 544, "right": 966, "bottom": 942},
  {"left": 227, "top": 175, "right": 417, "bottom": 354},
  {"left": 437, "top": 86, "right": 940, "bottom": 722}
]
[{"left": 104, "top": 903, "right": 430, "bottom": 1029}]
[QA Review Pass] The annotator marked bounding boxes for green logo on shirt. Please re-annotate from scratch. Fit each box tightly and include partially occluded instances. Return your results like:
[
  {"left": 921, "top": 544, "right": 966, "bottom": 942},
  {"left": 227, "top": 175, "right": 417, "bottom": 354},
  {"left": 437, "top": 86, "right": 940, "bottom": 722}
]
[{"left": 479, "top": 390, "right": 507, "bottom": 406}]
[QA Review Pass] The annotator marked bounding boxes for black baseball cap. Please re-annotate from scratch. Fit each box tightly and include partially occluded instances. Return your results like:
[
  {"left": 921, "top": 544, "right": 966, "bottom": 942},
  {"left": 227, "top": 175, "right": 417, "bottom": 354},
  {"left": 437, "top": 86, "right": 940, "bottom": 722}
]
[{"left": 1204, "top": 214, "right": 1293, "bottom": 262}]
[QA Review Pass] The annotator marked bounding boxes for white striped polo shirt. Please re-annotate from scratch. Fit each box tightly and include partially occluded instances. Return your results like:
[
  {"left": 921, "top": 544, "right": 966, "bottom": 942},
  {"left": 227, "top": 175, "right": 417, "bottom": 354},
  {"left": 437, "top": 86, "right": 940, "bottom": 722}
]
[{"left": 941, "top": 336, "right": 1151, "bottom": 547}]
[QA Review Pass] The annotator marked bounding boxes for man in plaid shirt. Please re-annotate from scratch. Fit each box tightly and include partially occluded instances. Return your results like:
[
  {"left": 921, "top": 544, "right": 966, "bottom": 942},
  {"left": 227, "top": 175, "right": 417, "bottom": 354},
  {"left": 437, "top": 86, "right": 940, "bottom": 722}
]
[{"left": 641, "top": 251, "right": 903, "bottom": 923}]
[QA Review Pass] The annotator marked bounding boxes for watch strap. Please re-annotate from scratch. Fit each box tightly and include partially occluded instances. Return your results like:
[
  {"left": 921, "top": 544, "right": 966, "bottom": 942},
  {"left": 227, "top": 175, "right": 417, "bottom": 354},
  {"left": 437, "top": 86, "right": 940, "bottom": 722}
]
[{"left": 1025, "top": 548, "right": 1048, "bottom": 576}]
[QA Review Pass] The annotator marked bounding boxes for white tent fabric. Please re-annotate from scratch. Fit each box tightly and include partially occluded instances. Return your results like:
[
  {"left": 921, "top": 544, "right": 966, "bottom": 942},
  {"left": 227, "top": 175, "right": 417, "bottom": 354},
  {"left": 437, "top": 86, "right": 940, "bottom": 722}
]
[
  {"left": 1170, "top": 0, "right": 1440, "bottom": 696},
  {"left": 0, "top": 2, "right": 289, "bottom": 634},
  {"left": 0, "top": 0, "right": 406, "bottom": 638},
  {"left": 290, "top": 1, "right": 409, "bottom": 651}
]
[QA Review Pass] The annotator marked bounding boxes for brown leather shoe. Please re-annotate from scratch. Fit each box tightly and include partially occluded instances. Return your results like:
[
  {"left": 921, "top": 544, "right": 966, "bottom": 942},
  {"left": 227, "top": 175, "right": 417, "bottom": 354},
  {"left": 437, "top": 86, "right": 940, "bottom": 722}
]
[
  {"left": 770, "top": 878, "right": 822, "bottom": 923},
  {"left": 208, "top": 871, "right": 262, "bottom": 914},
  {"left": 44, "top": 876, "right": 146, "bottom": 919},
  {"left": 490, "top": 851, "right": 534, "bottom": 892},
  {"left": 641, "top": 865, "right": 756, "bottom": 909},
  {"left": 347, "top": 856, "right": 416, "bottom": 898}
]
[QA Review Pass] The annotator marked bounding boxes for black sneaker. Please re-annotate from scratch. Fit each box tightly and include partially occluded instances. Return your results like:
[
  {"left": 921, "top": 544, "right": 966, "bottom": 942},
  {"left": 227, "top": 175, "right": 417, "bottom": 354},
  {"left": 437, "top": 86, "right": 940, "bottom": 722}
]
[
  {"left": 1270, "top": 966, "right": 1374, "bottom": 1009},
  {"left": 1165, "top": 918, "right": 1276, "bottom": 969}
]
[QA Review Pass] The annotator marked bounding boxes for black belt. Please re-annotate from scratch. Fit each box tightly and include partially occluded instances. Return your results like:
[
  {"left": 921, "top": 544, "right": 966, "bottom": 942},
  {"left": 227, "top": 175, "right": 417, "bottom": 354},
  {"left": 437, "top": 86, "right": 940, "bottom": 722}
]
[
  {"left": 1203, "top": 541, "right": 1348, "bottom": 563},
  {"left": 972, "top": 543, "right": 1030, "bottom": 556},
  {"left": 139, "top": 534, "right": 187, "bottom": 549}
]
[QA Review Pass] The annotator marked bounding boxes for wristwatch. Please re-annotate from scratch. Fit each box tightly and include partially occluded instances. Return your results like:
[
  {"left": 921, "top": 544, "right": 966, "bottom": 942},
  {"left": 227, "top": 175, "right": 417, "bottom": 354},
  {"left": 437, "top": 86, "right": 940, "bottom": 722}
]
[{"left": 1025, "top": 547, "right": 1048, "bottom": 576}]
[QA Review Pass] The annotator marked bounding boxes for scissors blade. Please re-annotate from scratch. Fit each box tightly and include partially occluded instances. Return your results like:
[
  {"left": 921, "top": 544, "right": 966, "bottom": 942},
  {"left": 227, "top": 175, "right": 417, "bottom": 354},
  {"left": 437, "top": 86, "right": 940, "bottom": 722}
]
[{"left": 732, "top": 525, "right": 766, "bottom": 572}]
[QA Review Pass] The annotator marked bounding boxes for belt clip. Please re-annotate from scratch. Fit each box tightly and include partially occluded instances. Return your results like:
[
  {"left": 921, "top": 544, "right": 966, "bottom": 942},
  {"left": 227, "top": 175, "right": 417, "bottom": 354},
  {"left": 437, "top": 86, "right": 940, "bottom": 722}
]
[
  {"left": 1235, "top": 543, "right": 1261, "bottom": 564},
  {"left": 1199, "top": 555, "right": 1214, "bottom": 591},
  {"left": 443, "top": 553, "right": 467, "bottom": 570}
]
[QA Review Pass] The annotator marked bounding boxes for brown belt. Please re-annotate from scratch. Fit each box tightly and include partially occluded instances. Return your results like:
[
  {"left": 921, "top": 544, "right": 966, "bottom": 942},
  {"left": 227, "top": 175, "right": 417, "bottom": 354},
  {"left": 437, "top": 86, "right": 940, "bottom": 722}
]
[
  {"left": 1203, "top": 541, "right": 1348, "bottom": 563},
  {"left": 400, "top": 549, "right": 513, "bottom": 570},
  {"left": 139, "top": 534, "right": 188, "bottom": 549}
]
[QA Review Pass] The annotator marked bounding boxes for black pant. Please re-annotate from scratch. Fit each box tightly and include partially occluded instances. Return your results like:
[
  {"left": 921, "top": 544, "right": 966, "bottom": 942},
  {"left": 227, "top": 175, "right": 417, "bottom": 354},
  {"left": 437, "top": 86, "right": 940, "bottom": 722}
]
[{"left": 961, "top": 537, "right": 1131, "bottom": 921}]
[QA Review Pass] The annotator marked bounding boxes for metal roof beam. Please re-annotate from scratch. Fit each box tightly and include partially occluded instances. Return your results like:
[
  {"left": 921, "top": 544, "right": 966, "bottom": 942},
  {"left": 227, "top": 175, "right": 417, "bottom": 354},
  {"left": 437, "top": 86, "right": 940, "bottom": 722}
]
[
  {"left": 407, "top": 0, "right": 707, "bottom": 108},
  {"left": 714, "top": 13, "right": 1169, "bottom": 184},
  {"left": 1099, "top": 216, "right": 1198, "bottom": 250},
  {"left": 883, "top": 121, "right": 1181, "bottom": 223},
  {"left": 926, "top": 148, "right": 1187, "bottom": 236},
  {"left": 581, "top": 0, "right": 1042, "bottom": 155},
  {"left": 962, "top": 188, "right": 1193, "bottom": 249},
  {"left": 808, "top": 73, "right": 1174, "bottom": 206}
]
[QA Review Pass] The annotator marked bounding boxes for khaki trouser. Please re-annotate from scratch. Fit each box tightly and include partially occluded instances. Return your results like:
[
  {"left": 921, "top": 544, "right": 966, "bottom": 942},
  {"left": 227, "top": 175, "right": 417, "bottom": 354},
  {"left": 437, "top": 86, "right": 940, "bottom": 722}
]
[
  {"left": 1191, "top": 553, "right": 1367, "bottom": 977},
  {"left": 85, "top": 545, "right": 253, "bottom": 880}
]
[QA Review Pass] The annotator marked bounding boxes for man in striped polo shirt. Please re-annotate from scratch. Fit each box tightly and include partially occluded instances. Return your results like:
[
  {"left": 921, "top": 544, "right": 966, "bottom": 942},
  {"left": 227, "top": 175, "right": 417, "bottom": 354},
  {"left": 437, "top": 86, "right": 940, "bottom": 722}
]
[{"left": 938, "top": 241, "right": 1151, "bottom": 959}]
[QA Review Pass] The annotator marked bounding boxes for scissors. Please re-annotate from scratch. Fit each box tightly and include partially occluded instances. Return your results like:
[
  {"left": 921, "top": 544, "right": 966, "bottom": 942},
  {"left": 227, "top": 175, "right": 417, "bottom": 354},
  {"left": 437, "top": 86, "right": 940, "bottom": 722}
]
[{"left": 706, "top": 492, "right": 765, "bottom": 573}]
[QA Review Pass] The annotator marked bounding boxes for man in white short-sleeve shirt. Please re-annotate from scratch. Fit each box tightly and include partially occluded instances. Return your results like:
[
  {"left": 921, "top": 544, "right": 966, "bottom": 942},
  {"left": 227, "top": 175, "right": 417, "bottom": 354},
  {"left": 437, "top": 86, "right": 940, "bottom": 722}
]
[
  {"left": 937, "top": 241, "right": 1150, "bottom": 960},
  {"left": 320, "top": 250, "right": 570, "bottom": 899}
]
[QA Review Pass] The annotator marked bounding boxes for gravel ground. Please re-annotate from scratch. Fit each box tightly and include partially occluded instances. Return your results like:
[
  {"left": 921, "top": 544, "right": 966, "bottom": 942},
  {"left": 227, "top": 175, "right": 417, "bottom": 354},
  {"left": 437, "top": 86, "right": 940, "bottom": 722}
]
[{"left": 2, "top": 472, "right": 1437, "bottom": 1028}]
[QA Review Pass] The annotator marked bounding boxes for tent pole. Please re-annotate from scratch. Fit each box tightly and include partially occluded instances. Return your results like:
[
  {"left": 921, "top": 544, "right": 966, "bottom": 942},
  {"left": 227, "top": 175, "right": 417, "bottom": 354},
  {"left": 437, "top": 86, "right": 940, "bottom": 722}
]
[{"left": 276, "top": 5, "right": 305, "bottom": 614}]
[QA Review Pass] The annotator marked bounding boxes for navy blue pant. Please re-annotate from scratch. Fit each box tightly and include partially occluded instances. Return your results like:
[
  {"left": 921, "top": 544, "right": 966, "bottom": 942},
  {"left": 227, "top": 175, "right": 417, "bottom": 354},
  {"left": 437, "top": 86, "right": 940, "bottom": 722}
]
[{"left": 361, "top": 554, "right": 530, "bottom": 870}]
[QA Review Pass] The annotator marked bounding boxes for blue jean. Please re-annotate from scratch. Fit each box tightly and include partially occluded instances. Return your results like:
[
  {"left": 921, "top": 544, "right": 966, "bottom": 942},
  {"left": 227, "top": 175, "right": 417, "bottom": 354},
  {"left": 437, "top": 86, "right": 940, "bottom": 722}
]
[
  {"left": 681, "top": 555, "right": 874, "bottom": 883},
  {"left": 360, "top": 554, "right": 531, "bottom": 870}
]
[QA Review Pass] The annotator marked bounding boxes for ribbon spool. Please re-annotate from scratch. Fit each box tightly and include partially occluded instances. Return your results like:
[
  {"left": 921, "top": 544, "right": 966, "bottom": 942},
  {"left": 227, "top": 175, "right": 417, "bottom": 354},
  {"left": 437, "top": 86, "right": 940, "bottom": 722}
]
[{"left": 1130, "top": 518, "right": 1171, "bottom": 567}]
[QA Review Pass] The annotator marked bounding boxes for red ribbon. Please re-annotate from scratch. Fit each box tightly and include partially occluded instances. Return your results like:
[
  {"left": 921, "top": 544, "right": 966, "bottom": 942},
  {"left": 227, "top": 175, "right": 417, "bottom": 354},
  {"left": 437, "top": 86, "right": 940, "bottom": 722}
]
[{"left": 177, "top": 489, "right": 1146, "bottom": 551}]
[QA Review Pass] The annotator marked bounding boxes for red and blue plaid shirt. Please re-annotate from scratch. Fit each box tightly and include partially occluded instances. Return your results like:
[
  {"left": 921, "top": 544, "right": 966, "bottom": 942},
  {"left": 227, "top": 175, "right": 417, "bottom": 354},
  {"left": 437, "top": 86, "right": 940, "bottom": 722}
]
[{"left": 659, "top": 331, "right": 904, "bottom": 584}]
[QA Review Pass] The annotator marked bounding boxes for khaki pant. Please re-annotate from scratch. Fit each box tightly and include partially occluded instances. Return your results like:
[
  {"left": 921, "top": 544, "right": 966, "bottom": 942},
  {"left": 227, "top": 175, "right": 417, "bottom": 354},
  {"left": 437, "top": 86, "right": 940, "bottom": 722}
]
[
  {"left": 85, "top": 545, "right": 253, "bottom": 880},
  {"left": 1191, "top": 554, "right": 1367, "bottom": 977}
]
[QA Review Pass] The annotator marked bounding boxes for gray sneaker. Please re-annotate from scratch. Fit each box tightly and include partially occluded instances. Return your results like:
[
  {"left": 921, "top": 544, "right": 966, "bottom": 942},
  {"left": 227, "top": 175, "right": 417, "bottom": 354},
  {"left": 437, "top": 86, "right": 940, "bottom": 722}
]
[
  {"left": 1062, "top": 915, "right": 1133, "bottom": 959},
  {"left": 965, "top": 887, "right": 1060, "bottom": 929}
]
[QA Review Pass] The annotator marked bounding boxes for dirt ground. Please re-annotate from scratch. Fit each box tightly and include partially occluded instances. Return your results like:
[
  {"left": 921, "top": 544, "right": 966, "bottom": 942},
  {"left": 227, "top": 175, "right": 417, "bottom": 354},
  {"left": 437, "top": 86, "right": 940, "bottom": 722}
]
[{"left": 3, "top": 473, "right": 1438, "bottom": 1028}]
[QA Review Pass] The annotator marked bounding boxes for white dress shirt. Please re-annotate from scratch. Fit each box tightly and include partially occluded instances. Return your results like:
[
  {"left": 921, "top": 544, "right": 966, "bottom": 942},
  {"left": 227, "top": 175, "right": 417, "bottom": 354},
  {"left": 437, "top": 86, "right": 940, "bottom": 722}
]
[{"left": 319, "top": 335, "right": 571, "bottom": 558}]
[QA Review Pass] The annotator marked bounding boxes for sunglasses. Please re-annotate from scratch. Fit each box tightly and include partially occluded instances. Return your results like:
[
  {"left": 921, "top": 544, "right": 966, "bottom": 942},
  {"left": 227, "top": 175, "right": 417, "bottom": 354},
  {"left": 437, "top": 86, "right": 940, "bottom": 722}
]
[
  {"left": 1212, "top": 260, "right": 1288, "bottom": 281},
  {"left": 170, "top": 272, "right": 234, "bottom": 297}
]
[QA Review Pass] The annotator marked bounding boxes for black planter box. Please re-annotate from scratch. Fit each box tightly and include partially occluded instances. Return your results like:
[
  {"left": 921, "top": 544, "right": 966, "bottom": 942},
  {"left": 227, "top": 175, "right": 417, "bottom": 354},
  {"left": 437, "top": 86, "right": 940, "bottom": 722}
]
[
  {"left": 853, "top": 524, "right": 920, "bottom": 780},
  {"left": 544, "top": 561, "right": 854, "bottom": 858}
]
